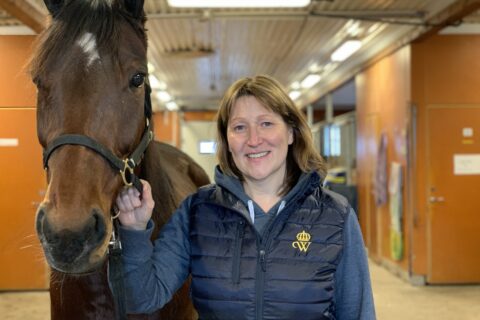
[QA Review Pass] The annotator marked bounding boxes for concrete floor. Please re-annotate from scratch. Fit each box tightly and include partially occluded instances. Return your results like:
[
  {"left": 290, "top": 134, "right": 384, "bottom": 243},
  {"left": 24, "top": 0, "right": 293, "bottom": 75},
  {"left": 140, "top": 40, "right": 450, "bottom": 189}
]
[{"left": 1, "top": 261, "right": 479, "bottom": 319}]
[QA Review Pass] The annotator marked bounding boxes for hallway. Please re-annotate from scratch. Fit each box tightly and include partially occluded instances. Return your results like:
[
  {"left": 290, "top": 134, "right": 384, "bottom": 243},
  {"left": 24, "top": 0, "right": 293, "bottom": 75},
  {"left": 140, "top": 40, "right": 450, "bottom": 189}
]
[
  {"left": 1, "top": 261, "right": 479, "bottom": 319},
  {"left": 370, "top": 262, "right": 480, "bottom": 319}
]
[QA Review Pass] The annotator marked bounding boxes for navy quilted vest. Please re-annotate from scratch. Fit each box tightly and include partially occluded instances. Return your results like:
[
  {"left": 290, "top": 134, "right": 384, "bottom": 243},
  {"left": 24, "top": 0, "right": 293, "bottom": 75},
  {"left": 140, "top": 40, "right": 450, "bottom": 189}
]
[{"left": 188, "top": 184, "right": 348, "bottom": 320}]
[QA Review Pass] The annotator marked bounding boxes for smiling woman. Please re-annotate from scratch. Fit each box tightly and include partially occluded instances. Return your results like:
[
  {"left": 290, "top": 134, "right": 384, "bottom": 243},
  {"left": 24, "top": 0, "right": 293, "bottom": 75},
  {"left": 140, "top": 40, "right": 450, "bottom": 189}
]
[
  {"left": 226, "top": 95, "right": 294, "bottom": 204},
  {"left": 115, "top": 74, "right": 376, "bottom": 319}
]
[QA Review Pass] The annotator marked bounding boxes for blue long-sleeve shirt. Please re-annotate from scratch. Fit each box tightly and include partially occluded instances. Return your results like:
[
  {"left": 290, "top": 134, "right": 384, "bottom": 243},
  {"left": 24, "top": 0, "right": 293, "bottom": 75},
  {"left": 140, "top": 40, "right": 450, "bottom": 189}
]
[{"left": 119, "top": 169, "right": 376, "bottom": 319}]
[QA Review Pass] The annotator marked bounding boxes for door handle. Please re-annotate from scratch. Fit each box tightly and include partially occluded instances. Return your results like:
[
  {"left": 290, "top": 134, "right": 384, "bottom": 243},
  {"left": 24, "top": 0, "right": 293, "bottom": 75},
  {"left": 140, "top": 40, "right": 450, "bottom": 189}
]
[{"left": 429, "top": 196, "right": 445, "bottom": 203}]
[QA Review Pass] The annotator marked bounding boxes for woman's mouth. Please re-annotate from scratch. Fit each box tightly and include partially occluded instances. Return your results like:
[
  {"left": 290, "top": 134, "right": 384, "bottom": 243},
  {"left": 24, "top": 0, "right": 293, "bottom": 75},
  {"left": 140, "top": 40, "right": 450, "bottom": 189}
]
[{"left": 246, "top": 151, "right": 269, "bottom": 159}]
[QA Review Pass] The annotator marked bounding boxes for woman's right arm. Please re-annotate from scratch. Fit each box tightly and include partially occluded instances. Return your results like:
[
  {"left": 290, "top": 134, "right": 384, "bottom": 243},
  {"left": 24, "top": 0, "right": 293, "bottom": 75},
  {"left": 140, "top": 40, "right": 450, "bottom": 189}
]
[{"left": 116, "top": 181, "right": 192, "bottom": 314}]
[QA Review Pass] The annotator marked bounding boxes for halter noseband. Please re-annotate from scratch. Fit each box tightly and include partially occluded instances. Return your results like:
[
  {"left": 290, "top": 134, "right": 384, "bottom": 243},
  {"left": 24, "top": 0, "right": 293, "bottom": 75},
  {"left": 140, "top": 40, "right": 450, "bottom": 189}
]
[{"left": 41, "top": 83, "right": 154, "bottom": 195}]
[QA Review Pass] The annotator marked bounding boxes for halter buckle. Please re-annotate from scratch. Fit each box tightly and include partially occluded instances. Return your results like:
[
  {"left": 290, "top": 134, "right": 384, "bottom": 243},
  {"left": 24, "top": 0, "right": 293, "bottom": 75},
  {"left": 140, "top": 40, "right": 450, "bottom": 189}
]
[{"left": 120, "top": 158, "right": 135, "bottom": 186}]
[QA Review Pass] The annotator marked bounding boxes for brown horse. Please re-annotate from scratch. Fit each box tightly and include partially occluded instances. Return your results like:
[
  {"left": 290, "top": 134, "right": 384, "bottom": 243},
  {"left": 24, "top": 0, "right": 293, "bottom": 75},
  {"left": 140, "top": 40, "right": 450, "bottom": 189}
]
[{"left": 30, "top": 0, "right": 209, "bottom": 319}]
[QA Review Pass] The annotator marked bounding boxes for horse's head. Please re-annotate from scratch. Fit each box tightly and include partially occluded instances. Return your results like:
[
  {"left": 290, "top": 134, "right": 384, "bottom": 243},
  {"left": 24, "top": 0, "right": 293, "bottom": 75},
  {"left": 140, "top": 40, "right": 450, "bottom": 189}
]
[{"left": 31, "top": 0, "right": 150, "bottom": 273}]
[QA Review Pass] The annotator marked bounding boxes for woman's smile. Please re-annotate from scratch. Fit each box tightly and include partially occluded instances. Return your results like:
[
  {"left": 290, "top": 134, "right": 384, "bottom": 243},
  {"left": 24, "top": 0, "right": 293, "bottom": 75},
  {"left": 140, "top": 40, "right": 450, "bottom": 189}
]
[
  {"left": 227, "top": 95, "right": 293, "bottom": 189},
  {"left": 246, "top": 151, "right": 270, "bottom": 159}
]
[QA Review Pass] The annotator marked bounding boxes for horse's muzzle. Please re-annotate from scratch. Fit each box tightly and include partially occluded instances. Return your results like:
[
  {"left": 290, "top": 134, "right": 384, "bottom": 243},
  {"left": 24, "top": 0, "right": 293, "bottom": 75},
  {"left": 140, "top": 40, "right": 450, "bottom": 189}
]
[{"left": 36, "top": 206, "right": 108, "bottom": 273}]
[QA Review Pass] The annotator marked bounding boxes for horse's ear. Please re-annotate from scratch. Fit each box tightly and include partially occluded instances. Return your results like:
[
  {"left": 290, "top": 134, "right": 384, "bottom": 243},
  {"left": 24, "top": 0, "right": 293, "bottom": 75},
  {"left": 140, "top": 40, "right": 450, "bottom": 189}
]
[
  {"left": 43, "top": 0, "right": 64, "bottom": 17},
  {"left": 124, "top": 0, "right": 145, "bottom": 19}
]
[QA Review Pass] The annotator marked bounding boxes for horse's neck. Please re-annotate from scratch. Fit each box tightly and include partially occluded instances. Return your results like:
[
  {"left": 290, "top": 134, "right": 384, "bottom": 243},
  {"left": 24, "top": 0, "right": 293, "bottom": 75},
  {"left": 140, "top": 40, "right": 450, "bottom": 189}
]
[
  {"left": 140, "top": 140, "right": 210, "bottom": 237},
  {"left": 50, "top": 266, "right": 115, "bottom": 320},
  {"left": 140, "top": 142, "right": 179, "bottom": 237}
]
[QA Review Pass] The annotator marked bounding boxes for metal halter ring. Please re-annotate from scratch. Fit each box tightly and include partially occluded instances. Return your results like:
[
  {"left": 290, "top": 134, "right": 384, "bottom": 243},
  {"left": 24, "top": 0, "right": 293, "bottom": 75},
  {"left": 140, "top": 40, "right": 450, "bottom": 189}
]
[
  {"left": 111, "top": 205, "right": 121, "bottom": 220},
  {"left": 120, "top": 158, "right": 135, "bottom": 186}
]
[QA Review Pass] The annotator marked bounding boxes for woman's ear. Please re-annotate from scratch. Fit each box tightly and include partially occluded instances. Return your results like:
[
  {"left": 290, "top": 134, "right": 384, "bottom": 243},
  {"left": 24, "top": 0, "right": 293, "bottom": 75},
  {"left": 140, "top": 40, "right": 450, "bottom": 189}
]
[{"left": 288, "top": 127, "right": 294, "bottom": 145}]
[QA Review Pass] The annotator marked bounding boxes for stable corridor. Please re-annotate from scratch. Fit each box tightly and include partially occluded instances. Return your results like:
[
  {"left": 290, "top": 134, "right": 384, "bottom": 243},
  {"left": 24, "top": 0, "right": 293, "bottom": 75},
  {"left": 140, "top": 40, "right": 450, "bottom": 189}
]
[{"left": 1, "top": 261, "right": 479, "bottom": 320}]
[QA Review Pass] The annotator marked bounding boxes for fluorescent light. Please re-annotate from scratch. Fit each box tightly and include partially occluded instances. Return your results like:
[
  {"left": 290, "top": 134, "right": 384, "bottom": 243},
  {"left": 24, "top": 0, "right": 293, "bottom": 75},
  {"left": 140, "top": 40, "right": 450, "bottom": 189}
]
[
  {"left": 147, "top": 62, "right": 155, "bottom": 73},
  {"left": 167, "top": 0, "right": 310, "bottom": 8},
  {"left": 166, "top": 101, "right": 179, "bottom": 111},
  {"left": 330, "top": 40, "right": 362, "bottom": 62},
  {"left": 289, "top": 90, "right": 301, "bottom": 100},
  {"left": 149, "top": 75, "right": 166, "bottom": 90},
  {"left": 290, "top": 81, "right": 301, "bottom": 90},
  {"left": 156, "top": 91, "right": 172, "bottom": 102},
  {"left": 300, "top": 74, "right": 321, "bottom": 89}
]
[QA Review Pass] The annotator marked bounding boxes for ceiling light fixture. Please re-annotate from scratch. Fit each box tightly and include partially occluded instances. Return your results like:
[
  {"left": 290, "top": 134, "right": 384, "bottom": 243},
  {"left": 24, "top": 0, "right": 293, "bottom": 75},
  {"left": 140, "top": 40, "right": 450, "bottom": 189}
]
[
  {"left": 167, "top": 0, "right": 311, "bottom": 8},
  {"left": 289, "top": 90, "right": 301, "bottom": 100},
  {"left": 166, "top": 101, "right": 179, "bottom": 111},
  {"left": 149, "top": 75, "right": 166, "bottom": 90},
  {"left": 156, "top": 91, "right": 172, "bottom": 102},
  {"left": 300, "top": 74, "right": 321, "bottom": 89},
  {"left": 330, "top": 39, "right": 362, "bottom": 62}
]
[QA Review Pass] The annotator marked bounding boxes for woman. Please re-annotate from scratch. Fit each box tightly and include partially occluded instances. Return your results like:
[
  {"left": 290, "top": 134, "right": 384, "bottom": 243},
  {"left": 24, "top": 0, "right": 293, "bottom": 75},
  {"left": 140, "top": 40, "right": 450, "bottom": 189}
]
[{"left": 117, "top": 75, "right": 376, "bottom": 319}]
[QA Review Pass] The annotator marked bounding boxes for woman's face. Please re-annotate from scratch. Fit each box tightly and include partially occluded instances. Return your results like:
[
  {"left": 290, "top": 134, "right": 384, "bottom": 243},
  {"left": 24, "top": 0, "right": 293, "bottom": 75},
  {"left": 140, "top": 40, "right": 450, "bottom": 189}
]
[{"left": 227, "top": 95, "right": 293, "bottom": 187}]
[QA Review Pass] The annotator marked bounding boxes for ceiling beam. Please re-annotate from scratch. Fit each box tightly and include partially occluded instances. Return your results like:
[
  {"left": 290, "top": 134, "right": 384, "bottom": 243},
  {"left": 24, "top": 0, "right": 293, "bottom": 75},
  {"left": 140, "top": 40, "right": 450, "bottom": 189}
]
[
  {"left": 0, "top": 0, "right": 47, "bottom": 33},
  {"left": 415, "top": 0, "right": 480, "bottom": 42}
]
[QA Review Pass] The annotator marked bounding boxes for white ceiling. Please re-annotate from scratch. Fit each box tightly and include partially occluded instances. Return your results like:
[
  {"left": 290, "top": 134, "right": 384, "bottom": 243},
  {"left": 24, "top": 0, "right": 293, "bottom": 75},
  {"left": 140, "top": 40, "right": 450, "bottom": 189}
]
[{"left": 1, "top": 0, "right": 478, "bottom": 111}]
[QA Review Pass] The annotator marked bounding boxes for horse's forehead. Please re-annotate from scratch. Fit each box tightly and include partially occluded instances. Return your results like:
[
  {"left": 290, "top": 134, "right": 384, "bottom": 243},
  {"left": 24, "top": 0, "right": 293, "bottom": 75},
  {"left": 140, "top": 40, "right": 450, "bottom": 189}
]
[
  {"left": 76, "top": 33, "right": 100, "bottom": 67},
  {"left": 90, "top": 0, "right": 114, "bottom": 8}
]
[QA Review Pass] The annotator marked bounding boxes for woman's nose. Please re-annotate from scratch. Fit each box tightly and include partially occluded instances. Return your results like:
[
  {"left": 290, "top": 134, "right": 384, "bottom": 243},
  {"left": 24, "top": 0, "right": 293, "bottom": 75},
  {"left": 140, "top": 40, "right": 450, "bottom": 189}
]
[{"left": 247, "top": 127, "right": 262, "bottom": 146}]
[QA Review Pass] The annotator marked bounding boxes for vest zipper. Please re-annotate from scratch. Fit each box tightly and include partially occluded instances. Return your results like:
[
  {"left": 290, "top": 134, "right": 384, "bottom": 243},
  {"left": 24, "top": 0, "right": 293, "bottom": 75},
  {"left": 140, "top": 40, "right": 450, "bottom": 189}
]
[
  {"left": 255, "top": 246, "right": 266, "bottom": 320},
  {"left": 232, "top": 219, "right": 245, "bottom": 284},
  {"left": 259, "top": 249, "right": 266, "bottom": 272},
  {"left": 255, "top": 204, "right": 291, "bottom": 320}
]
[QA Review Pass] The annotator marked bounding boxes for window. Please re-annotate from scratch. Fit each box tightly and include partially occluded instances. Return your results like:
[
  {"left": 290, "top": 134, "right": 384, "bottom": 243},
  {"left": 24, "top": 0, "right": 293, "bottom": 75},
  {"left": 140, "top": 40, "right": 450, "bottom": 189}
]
[
  {"left": 198, "top": 140, "right": 216, "bottom": 154},
  {"left": 322, "top": 124, "right": 341, "bottom": 157}
]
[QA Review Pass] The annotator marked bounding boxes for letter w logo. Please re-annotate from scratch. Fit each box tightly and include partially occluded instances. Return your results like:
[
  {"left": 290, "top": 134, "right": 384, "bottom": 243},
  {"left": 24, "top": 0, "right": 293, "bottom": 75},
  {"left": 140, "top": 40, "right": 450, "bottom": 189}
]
[{"left": 292, "top": 230, "right": 312, "bottom": 253}]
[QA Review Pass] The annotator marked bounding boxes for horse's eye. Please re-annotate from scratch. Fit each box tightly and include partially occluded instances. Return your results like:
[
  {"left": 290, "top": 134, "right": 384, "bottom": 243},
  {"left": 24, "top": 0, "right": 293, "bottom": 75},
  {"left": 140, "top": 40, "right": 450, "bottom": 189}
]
[{"left": 130, "top": 73, "right": 145, "bottom": 88}]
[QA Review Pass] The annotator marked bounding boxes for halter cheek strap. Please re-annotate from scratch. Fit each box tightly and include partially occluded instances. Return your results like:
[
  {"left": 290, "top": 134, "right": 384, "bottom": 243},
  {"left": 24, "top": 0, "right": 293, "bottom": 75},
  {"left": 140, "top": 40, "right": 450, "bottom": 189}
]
[
  {"left": 42, "top": 119, "right": 153, "bottom": 193},
  {"left": 41, "top": 84, "right": 153, "bottom": 194}
]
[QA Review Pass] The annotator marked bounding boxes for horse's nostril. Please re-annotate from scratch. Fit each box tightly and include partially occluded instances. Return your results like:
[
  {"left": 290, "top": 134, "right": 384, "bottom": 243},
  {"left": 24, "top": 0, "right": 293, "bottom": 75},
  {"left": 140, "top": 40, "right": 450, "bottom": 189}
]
[
  {"left": 36, "top": 208, "right": 45, "bottom": 235},
  {"left": 91, "top": 210, "right": 106, "bottom": 242}
]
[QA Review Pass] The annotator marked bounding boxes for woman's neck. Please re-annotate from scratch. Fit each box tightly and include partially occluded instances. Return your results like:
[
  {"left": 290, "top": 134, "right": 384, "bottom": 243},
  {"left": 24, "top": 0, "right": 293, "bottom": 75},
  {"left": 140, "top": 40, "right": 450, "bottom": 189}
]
[{"left": 243, "top": 179, "right": 282, "bottom": 213}]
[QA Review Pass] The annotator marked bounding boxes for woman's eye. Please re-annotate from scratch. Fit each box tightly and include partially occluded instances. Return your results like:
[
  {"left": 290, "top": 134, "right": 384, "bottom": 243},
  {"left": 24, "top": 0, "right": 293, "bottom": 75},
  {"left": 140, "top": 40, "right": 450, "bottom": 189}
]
[
  {"left": 130, "top": 73, "right": 145, "bottom": 88},
  {"left": 233, "top": 125, "right": 246, "bottom": 133},
  {"left": 261, "top": 121, "right": 273, "bottom": 127}
]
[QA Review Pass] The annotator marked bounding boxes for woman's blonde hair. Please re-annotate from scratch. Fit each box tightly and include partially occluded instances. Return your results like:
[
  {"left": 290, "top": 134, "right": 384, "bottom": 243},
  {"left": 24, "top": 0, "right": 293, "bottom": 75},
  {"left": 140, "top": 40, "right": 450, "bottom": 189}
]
[{"left": 216, "top": 75, "right": 326, "bottom": 195}]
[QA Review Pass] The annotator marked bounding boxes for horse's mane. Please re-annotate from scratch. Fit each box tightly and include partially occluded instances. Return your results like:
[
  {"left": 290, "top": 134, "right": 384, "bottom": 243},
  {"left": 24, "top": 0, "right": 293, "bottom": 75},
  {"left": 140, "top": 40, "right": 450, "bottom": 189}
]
[{"left": 29, "top": 0, "right": 147, "bottom": 79}]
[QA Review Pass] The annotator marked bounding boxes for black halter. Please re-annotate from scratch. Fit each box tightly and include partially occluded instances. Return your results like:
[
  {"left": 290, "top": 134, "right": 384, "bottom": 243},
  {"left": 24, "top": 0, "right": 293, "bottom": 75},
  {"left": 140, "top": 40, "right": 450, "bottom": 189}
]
[
  {"left": 41, "top": 83, "right": 153, "bottom": 320},
  {"left": 42, "top": 83, "right": 154, "bottom": 194}
]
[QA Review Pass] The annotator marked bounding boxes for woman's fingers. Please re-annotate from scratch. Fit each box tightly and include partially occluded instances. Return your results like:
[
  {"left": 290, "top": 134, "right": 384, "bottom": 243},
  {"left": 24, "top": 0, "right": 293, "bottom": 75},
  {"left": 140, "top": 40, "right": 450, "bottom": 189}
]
[
  {"left": 117, "top": 187, "right": 140, "bottom": 212},
  {"left": 140, "top": 179, "right": 155, "bottom": 210}
]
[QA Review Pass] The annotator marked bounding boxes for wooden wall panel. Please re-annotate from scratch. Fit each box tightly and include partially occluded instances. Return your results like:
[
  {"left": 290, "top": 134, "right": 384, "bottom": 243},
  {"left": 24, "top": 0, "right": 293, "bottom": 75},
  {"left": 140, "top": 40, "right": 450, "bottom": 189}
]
[
  {"left": 411, "top": 34, "right": 480, "bottom": 279},
  {"left": 0, "top": 35, "right": 48, "bottom": 289},
  {"left": 356, "top": 46, "right": 411, "bottom": 270},
  {"left": 0, "top": 36, "right": 36, "bottom": 108}
]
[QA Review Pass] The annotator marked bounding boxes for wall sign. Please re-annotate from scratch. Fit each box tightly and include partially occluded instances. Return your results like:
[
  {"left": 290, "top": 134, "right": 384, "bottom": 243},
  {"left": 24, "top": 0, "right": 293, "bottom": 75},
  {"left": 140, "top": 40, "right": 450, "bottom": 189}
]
[
  {"left": 0, "top": 138, "right": 19, "bottom": 147},
  {"left": 454, "top": 154, "right": 480, "bottom": 175}
]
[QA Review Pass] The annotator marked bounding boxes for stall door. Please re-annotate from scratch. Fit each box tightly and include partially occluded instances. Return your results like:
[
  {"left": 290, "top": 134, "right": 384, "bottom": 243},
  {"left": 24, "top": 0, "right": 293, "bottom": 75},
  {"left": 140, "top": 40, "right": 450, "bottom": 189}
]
[
  {"left": 427, "top": 106, "right": 480, "bottom": 283},
  {"left": 0, "top": 108, "right": 48, "bottom": 289}
]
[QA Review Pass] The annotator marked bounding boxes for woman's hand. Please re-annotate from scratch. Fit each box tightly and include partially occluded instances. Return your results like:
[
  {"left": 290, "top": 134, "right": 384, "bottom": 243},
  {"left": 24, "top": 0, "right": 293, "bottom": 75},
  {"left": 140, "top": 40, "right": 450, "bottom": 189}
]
[{"left": 115, "top": 179, "right": 155, "bottom": 230}]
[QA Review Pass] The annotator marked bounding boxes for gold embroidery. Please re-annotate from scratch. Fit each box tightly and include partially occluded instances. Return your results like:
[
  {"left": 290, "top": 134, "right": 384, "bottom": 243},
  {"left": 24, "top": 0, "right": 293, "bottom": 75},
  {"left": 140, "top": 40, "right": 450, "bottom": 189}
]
[{"left": 292, "top": 230, "right": 312, "bottom": 253}]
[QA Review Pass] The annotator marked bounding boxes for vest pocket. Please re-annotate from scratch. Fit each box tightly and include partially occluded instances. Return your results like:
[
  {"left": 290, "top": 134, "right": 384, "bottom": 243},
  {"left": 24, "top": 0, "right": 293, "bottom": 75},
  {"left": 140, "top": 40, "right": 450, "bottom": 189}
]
[{"left": 232, "top": 220, "right": 245, "bottom": 284}]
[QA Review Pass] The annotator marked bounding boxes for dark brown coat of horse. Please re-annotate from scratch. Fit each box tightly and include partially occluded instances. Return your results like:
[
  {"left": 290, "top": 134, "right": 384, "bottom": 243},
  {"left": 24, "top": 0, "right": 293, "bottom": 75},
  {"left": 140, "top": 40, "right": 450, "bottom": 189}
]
[{"left": 30, "top": 0, "right": 209, "bottom": 319}]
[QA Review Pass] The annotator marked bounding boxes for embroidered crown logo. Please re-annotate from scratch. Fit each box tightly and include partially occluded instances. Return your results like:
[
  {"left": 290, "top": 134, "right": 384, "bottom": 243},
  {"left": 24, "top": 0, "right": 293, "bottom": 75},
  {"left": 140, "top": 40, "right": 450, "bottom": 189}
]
[{"left": 292, "top": 230, "right": 312, "bottom": 253}]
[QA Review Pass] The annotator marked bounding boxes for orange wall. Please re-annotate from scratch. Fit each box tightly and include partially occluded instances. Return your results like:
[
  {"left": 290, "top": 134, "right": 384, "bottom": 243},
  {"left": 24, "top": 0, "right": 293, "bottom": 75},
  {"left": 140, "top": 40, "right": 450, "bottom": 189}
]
[
  {"left": 410, "top": 34, "right": 480, "bottom": 276},
  {"left": 0, "top": 35, "right": 48, "bottom": 289},
  {"left": 152, "top": 111, "right": 181, "bottom": 147},
  {"left": 152, "top": 111, "right": 218, "bottom": 147},
  {"left": 357, "top": 33, "right": 480, "bottom": 277},
  {"left": 0, "top": 36, "right": 37, "bottom": 107},
  {"left": 356, "top": 45, "right": 411, "bottom": 269}
]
